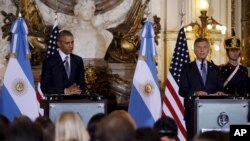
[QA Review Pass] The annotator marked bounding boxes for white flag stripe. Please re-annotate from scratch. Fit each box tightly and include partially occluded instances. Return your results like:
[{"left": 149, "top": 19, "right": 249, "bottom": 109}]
[
  {"left": 4, "top": 58, "right": 39, "bottom": 120},
  {"left": 12, "top": 35, "right": 18, "bottom": 54},
  {"left": 141, "top": 38, "right": 147, "bottom": 56},
  {"left": 133, "top": 59, "right": 161, "bottom": 121}
]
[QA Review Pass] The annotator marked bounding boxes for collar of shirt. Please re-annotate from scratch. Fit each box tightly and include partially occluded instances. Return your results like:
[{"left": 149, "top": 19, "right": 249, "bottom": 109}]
[
  {"left": 195, "top": 59, "right": 207, "bottom": 73},
  {"left": 59, "top": 49, "right": 71, "bottom": 64}
]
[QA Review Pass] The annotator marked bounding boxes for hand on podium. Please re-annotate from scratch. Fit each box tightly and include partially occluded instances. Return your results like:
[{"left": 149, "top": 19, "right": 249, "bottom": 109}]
[
  {"left": 210, "top": 91, "right": 228, "bottom": 96},
  {"left": 65, "top": 83, "right": 82, "bottom": 95},
  {"left": 194, "top": 91, "right": 208, "bottom": 96}
]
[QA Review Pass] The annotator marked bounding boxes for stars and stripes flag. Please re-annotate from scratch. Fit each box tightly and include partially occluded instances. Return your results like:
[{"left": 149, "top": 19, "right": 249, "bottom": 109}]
[
  {"left": 36, "top": 19, "right": 59, "bottom": 113},
  {"left": 0, "top": 17, "right": 39, "bottom": 121},
  {"left": 128, "top": 21, "right": 161, "bottom": 127},
  {"left": 162, "top": 27, "right": 190, "bottom": 141}
]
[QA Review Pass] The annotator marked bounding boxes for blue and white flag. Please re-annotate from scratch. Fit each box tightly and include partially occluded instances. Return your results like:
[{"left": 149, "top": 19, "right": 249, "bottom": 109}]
[
  {"left": 0, "top": 17, "right": 39, "bottom": 121},
  {"left": 128, "top": 21, "right": 162, "bottom": 127}
]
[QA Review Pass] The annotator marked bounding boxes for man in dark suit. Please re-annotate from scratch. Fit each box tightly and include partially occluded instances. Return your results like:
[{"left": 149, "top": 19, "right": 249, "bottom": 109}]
[
  {"left": 179, "top": 38, "right": 226, "bottom": 140},
  {"left": 41, "top": 30, "right": 85, "bottom": 95},
  {"left": 220, "top": 36, "right": 250, "bottom": 97}
]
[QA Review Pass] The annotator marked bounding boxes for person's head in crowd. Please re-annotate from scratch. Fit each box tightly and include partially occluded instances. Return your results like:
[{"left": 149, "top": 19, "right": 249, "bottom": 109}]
[
  {"left": 193, "top": 130, "right": 229, "bottom": 141},
  {"left": 0, "top": 114, "right": 10, "bottom": 141},
  {"left": 135, "top": 127, "right": 161, "bottom": 141},
  {"left": 55, "top": 111, "right": 89, "bottom": 141},
  {"left": 5, "top": 115, "right": 43, "bottom": 141},
  {"left": 87, "top": 113, "right": 106, "bottom": 141},
  {"left": 153, "top": 116, "right": 178, "bottom": 141},
  {"left": 13, "top": 115, "right": 32, "bottom": 123},
  {"left": 111, "top": 110, "right": 137, "bottom": 129},
  {"left": 35, "top": 116, "right": 55, "bottom": 141},
  {"left": 193, "top": 38, "right": 210, "bottom": 61},
  {"left": 96, "top": 110, "right": 136, "bottom": 141},
  {"left": 57, "top": 30, "right": 74, "bottom": 55}
]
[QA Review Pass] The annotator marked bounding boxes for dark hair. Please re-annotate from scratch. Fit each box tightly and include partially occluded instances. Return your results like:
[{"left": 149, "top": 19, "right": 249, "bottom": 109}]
[
  {"left": 0, "top": 114, "right": 10, "bottom": 141},
  {"left": 6, "top": 116, "right": 43, "bottom": 141},
  {"left": 35, "top": 116, "right": 55, "bottom": 141},
  {"left": 194, "top": 38, "right": 209, "bottom": 47},
  {"left": 136, "top": 127, "right": 161, "bottom": 141},
  {"left": 57, "top": 30, "right": 73, "bottom": 41},
  {"left": 153, "top": 116, "right": 178, "bottom": 139},
  {"left": 87, "top": 113, "right": 106, "bottom": 141}
]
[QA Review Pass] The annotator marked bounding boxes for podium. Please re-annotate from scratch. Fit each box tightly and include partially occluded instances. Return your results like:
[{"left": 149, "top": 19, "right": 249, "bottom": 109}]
[
  {"left": 187, "top": 97, "right": 249, "bottom": 135},
  {"left": 41, "top": 96, "right": 107, "bottom": 125}
]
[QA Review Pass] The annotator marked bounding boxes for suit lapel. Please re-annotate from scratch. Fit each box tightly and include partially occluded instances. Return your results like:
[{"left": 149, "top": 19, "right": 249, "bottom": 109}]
[{"left": 190, "top": 61, "right": 204, "bottom": 85}]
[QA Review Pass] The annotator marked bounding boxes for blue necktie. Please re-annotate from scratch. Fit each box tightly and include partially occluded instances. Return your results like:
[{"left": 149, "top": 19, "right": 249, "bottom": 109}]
[
  {"left": 64, "top": 56, "right": 70, "bottom": 78},
  {"left": 201, "top": 63, "right": 207, "bottom": 84}
]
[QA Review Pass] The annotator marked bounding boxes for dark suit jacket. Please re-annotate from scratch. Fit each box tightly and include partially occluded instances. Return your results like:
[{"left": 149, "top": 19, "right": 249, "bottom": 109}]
[
  {"left": 41, "top": 52, "right": 85, "bottom": 95},
  {"left": 220, "top": 63, "right": 250, "bottom": 96},
  {"left": 179, "top": 61, "right": 224, "bottom": 98}
]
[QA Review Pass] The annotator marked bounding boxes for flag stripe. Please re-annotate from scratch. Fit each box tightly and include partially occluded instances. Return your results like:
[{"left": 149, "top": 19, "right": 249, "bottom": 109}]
[
  {"left": 162, "top": 95, "right": 187, "bottom": 138},
  {"left": 166, "top": 79, "right": 184, "bottom": 113}
]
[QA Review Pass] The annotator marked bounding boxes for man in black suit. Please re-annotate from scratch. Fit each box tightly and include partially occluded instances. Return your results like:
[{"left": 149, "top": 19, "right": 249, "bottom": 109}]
[
  {"left": 179, "top": 38, "right": 226, "bottom": 140},
  {"left": 41, "top": 30, "right": 85, "bottom": 95}
]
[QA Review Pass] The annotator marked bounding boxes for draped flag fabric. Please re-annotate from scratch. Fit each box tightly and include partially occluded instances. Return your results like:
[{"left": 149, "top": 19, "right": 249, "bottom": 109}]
[
  {"left": 36, "top": 19, "right": 59, "bottom": 114},
  {"left": 162, "top": 27, "right": 190, "bottom": 141},
  {"left": 0, "top": 17, "right": 39, "bottom": 121},
  {"left": 128, "top": 21, "right": 161, "bottom": 127}
]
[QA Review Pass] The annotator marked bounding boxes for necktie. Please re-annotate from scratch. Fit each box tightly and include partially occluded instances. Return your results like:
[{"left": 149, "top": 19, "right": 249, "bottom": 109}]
[
  {"left": 64, "top": 56, "right": 70, "bottom": 78},
  {"left": 201, "top": 63, "right": 207, "bottom": 85}
]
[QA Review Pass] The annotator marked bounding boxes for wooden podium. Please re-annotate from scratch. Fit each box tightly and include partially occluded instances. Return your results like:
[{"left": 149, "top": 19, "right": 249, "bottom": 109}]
[
  {"left": 187, "top": 97, "right": 249, "bottom": 136},
  {"left": 41, "top": 96, "right": 107, "bottom": 125}
]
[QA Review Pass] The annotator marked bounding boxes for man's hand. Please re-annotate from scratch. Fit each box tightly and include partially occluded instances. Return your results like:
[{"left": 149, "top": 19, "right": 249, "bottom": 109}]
[
  {"left": 210, "top": 91, "right": 228, "bottom": 96},
  {"left": 194, "top": 91, "right": 208, "bottom": 96},
  {"left": 65, "top": 83, "right": 82, "bottom": 95}
]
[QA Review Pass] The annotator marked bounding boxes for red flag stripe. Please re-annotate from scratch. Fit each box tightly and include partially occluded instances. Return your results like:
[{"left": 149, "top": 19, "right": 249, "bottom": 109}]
[
  {"left": 163, "top": 95, "right": 187, "bottom": 139},
  {"left": 165, "top": 79, "right": 184, "bottom": 114}
]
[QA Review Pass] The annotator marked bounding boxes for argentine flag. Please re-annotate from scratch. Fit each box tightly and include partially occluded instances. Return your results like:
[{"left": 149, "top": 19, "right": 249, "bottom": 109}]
[
  {"left": 128, "top": 21, "right": 162, "bottom": 127},
  {"left": 0, "top": 17, "right": 39, "bottom": 121}
]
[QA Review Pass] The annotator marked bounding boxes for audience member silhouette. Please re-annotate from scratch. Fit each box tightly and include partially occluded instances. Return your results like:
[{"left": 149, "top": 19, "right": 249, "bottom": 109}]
[
  {"left": 154, "top": 116, "right": 178, "bottom": 141},
  {"left": 87, "top": 113, "right": 106, "bottom": 141},
  {"left": 0, "top": 114, "right": 10, "bottom": 141},
  {"left": 5, "top": 115, "right": 43, "bottom": 141},
  {"left": 96, "top": 110, "right": 136, "bottom": 141},
  {"left": 136, "top": 127, "right": 161, "bottom": 141},
  {"left": 35, "top": 116, "right": 55, "bottom": 141},
  {"left": 55, "top": 111, "right": 89, "bottom": 141}
]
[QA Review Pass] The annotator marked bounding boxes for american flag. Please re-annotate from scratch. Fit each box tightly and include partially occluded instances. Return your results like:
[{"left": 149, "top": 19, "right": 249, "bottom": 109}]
[
  {"left": 46, "top": 21, "right": 59, "bottom": 58},
  {"left": 36, "top": 20, "right": 59, "bottom": 114},
  {"left": 162, "top": 27, "right": 190, "bottom": 141}
]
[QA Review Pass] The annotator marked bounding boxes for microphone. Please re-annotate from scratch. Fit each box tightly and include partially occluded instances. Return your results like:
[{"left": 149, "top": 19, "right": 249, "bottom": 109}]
[{"left": 201, "top": 59, "right": 204, "bottom": 70}]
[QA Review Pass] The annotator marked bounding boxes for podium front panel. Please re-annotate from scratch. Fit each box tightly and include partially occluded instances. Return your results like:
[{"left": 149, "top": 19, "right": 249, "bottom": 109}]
[
  {"left": 49, "top": 101, "right": 106, "bottom": 125},
  {"left": 196, "top": 99, "right": 249, "bottom": 133}
]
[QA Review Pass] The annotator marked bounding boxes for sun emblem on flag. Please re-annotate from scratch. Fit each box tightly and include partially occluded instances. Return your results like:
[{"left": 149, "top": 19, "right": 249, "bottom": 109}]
[
  {"left": 12, "top": 78, "right": 27, "bottom": 95},
  {"left": 142, "top": 81, "right": 154, "bottom": 96}
]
